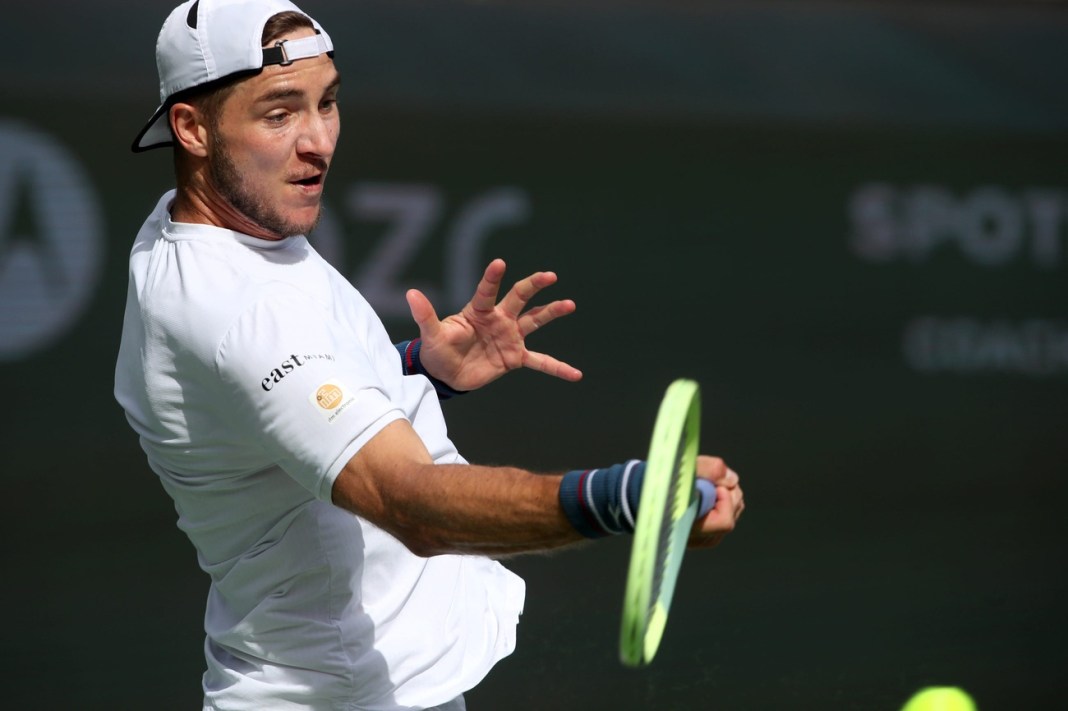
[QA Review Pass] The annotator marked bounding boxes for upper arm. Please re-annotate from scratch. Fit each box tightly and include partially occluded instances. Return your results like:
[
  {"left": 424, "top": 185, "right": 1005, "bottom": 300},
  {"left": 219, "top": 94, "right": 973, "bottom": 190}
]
[{"left": 331, "top": 417, "right": 435, "bottom": 524}]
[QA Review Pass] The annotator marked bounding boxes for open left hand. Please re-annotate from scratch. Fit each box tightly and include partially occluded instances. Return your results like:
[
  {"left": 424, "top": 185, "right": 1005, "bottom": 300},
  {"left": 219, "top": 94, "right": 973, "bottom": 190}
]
[{"left": 406, "top": 258, "right": 583, "bottom": 392}]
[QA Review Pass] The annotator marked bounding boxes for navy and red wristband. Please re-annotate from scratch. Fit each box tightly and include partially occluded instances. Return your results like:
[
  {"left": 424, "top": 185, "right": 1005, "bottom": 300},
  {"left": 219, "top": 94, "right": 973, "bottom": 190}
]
[
  {"left": 395, "top": 338, "right": 469, "bottom": 401},
  {"left": 559, "top": 460, "right": 646, "bottom": 538}
]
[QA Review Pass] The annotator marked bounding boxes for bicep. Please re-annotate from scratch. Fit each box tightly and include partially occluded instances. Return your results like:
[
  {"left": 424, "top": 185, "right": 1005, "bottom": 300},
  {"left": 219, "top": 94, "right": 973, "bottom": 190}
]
[{"left": 332, "top": 418, "right": 435, "bottom": 524}]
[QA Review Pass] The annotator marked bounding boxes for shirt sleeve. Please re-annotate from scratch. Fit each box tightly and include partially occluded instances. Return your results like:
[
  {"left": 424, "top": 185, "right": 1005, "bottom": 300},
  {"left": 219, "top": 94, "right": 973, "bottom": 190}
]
[{"left": 213, "top": 285, "right": 406, "bottom": 501}]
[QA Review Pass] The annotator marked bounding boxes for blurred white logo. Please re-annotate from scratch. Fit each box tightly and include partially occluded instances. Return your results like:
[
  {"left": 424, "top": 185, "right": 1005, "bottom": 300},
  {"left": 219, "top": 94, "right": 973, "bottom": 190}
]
[
  {"left": 849, "top": 183, "right": 1064, "bottom": 268},
  {"left": 309, "top": 183, "right": 530, "bottom": 318},
  {"left": 0, "top": 121, "right": 103, "bottom": 361}
]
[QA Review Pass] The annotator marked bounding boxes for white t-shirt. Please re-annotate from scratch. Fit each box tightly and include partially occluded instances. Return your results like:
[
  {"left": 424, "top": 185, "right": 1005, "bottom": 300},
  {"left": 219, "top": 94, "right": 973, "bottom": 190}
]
[{"left": 114, "top": 191, "right": 525, "bottom": 711}]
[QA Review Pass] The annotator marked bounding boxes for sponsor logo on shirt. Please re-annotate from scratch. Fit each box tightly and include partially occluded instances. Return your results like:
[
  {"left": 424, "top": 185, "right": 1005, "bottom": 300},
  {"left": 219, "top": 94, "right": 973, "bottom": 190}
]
[
  {"left": 316, "top": 383, "right": 343, "bottom": 409},
  {"left": 261, "top": 353, "right": 336, "bottom": 391},
  {"left": 309, "top": 378, "right": 354, "bottom": 423}
]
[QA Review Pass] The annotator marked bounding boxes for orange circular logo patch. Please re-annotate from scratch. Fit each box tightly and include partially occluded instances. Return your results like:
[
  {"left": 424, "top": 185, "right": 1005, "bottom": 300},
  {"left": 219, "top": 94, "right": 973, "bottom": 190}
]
[{"left": 316, "top": 384, "right": 343, "bottom": 410}]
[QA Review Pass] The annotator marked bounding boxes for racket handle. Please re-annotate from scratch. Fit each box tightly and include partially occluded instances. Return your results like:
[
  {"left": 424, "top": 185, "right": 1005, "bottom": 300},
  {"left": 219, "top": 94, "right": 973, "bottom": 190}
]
[{"left": 695, "top": 479, "right": 717, "bottom": 518}]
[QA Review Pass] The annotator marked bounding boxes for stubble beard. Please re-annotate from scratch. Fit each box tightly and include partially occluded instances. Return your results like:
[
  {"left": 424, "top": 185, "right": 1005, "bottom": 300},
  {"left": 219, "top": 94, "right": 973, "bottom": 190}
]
[{"left": 210, "top": 137, "right": 322, "bottom": 239}]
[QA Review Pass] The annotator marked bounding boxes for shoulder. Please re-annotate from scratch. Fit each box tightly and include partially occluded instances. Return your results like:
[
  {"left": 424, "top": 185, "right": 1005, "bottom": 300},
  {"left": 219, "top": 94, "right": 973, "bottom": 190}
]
[{"left": 131, "top": 238, "right": 329, "bottom": 366}]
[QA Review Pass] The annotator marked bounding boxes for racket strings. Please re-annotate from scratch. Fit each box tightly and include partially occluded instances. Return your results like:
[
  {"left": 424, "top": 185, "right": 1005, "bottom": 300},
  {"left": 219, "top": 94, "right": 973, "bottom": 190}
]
[{"left": 647, "top": 431, "right": 691, "bottom": 620}]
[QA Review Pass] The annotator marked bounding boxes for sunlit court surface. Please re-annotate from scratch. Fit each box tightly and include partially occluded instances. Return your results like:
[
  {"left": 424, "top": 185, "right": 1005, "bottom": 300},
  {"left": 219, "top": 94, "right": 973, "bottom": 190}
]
[{"left": 3, "top": 0, "right": 1066, "bottom": 708}]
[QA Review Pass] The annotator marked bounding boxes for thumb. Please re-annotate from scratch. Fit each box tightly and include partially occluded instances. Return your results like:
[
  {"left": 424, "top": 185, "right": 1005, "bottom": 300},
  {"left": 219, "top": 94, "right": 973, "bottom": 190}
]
[{"left": 406, "top": 288, "right": 442, "bottom": 339}]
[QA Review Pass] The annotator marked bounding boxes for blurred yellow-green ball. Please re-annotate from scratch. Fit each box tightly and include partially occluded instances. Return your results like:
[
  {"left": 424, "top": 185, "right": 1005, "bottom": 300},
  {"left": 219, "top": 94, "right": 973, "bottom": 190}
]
[{"left": 901, "top": 687, "right": 977, "bottom": 711}]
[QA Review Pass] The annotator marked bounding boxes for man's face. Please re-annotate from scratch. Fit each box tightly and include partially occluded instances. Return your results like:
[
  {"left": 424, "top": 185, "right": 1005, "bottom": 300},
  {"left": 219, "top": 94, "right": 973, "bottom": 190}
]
[{"left": 207, "top": 28, "right": 340, "bottom": 239}]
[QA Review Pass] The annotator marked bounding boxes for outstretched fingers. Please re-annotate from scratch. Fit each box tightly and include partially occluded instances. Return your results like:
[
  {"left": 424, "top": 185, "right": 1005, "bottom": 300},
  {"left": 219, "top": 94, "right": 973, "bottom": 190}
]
[
  {"left": 467, "top": 260, "right": 574, "bottom": 328},
  {"left": 522, "top": 350, "right": 584, "bottom": 382},
  {"left": 406, "top": 288, "right": 442, "bottom": 339},
  {"left": 517, "top": 299, "right": 578, "bottom": 337},
  {"left": 499, "top": 270, "right": 559, "bottom": 319},
  {"left": 468, "top": 258, "right": 508, "bottom": 316}
]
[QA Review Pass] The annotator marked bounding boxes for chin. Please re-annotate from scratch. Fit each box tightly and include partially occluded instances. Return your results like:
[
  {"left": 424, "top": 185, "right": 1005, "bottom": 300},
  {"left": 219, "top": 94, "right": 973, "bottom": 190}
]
[{"left": 270, "top": 205, "right": 321, "bottom": 238}]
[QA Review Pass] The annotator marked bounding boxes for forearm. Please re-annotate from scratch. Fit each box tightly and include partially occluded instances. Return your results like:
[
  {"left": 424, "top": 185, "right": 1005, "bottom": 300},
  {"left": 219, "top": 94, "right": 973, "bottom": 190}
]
[{"left": 335, "top": 461, "right": 581, "bottom": 557}]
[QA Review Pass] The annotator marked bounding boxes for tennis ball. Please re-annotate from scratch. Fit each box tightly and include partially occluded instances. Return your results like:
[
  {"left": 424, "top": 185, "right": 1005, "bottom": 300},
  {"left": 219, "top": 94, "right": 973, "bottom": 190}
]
[{"left": 900, "top": 687, "right": 977, "bottom": 711}]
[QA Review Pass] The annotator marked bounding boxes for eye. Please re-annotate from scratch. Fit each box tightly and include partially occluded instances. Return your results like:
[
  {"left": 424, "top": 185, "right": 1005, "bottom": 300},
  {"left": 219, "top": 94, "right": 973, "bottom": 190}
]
[{"left": 265, "top": 111, "right": 289, "bottom": 125}]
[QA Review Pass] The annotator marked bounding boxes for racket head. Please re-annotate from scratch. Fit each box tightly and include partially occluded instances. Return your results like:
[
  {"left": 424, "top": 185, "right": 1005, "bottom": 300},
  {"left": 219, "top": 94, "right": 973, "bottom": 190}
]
[{"left": 619, "top": 378, "right": 701, "bottom": 667}]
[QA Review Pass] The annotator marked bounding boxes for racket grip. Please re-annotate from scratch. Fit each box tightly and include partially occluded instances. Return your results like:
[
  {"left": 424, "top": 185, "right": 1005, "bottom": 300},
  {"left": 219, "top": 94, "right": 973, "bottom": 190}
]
[{"left": 695, "top": 479, "right": 717, "bottom": 518}]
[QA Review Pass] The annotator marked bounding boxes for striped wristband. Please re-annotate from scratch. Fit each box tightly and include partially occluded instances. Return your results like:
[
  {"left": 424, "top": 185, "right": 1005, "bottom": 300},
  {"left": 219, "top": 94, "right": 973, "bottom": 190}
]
[
  {"left": 558, "top": 460, "right": 645, "bottom": 538},
  {"left": 395, "top": 338, "right": 469, "bottom": 401}
]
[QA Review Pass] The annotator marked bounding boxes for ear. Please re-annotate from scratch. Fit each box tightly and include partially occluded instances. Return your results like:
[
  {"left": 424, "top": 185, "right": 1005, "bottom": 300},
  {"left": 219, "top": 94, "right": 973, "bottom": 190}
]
[{"left": 170, "top": 103, "right": 210, "bottom": 158}]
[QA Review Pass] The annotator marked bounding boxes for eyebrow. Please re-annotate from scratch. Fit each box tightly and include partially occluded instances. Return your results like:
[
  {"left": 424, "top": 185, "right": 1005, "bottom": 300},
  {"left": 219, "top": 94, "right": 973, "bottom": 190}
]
[{"left": 254, "top": 72, "right": 341, "bottom": 105}]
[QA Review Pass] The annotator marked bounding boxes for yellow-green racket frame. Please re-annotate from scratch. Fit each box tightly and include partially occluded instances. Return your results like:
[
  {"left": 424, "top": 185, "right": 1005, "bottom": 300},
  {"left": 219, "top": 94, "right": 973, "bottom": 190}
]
[{"left": 619, "top": 379, "right": 701, "bottom": 667}]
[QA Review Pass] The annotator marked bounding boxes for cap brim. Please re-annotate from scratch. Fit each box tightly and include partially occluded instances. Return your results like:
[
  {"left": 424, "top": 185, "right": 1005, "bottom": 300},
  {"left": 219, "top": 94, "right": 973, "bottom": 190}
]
[{"left": 132, "top": 103, "right": 173, "bottom": 153}]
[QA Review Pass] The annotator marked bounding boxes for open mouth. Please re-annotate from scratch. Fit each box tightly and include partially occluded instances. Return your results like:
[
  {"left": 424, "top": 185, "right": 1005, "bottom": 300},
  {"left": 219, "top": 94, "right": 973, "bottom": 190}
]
[{"left": 292, "top": 174, "right": 323, "bottom": 187}]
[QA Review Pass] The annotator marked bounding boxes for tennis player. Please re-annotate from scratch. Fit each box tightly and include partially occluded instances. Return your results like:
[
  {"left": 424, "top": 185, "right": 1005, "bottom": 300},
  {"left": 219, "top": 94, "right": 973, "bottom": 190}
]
[{"left": 114, "top": 1, "right": 744, "bottom": 709}]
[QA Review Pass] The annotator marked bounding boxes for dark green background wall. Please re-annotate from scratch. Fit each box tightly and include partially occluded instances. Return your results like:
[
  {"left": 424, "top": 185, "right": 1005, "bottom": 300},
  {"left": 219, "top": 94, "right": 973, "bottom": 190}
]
[{"left": 2, "top": 1, "right": 1066, "bottom": 708}]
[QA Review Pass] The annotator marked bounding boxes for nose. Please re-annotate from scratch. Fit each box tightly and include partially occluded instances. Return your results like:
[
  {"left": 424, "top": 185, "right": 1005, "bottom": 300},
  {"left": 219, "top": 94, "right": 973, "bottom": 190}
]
[{"left": 297, "top": 112, "right": 337, "bottom": 160}]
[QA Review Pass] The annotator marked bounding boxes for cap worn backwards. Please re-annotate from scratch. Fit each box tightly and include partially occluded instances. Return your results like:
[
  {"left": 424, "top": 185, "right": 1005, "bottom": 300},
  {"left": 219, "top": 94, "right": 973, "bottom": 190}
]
[{"left": 132, "top": 0, "right": 334, "bottom": 153}]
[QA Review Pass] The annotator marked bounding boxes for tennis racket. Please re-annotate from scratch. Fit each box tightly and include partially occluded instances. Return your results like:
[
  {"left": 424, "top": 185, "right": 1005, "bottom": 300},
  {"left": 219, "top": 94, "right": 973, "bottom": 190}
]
[{"left": 619, "top": 378, "right": 716, "bottom": 667}]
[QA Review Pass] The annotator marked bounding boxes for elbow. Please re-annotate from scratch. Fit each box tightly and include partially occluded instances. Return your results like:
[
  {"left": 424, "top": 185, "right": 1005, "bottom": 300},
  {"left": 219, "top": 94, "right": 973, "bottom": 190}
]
[
  {"left": 392, "top": 525, "right": 452, "bottom": 558},
  {"left": 337, "top": 485, "right": 455, "bottom": 557}
]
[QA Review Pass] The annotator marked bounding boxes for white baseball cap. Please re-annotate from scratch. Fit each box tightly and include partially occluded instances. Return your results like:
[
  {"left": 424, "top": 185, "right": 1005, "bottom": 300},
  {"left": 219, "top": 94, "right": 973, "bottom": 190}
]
[{"left": 132, "top": 0, "right": 334, "bottom": 152}]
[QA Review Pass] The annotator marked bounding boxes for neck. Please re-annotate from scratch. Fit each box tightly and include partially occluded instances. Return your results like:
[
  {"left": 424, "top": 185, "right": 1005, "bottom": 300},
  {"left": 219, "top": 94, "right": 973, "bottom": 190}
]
[{"left": 171, "top": 166, "right": 283, "bottom": 241}]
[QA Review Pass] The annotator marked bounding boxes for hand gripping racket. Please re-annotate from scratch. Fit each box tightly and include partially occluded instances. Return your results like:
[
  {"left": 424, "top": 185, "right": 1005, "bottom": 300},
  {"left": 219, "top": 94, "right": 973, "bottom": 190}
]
[{"left": 620, "top": 379, "right": 716, "bottom": 667}]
